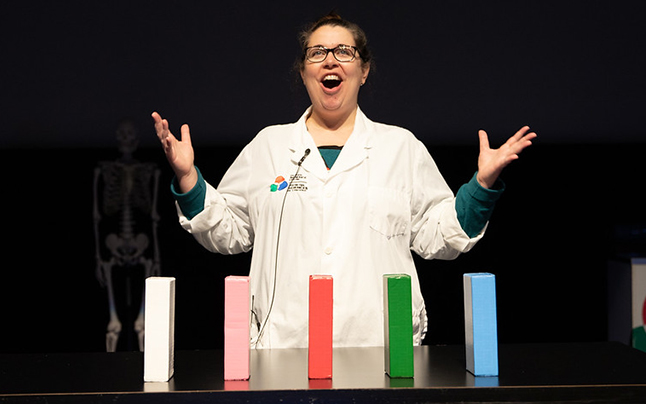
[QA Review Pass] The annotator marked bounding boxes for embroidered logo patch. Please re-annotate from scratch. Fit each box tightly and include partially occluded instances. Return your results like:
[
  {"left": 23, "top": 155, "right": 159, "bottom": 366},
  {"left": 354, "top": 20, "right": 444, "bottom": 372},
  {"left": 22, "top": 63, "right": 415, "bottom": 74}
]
[
  {"left": 270, "top": 176, "right": 288, "bottom": 192},
  {"left": 269, "top": 174, "right": 308, "bottom": 192}
]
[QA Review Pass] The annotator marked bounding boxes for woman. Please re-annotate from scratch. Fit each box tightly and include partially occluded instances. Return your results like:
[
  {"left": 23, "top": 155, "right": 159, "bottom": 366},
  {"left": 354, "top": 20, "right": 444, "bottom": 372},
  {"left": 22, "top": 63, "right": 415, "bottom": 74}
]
[{"left": 152, "top": 13, "right": 536, "bottom": 349}]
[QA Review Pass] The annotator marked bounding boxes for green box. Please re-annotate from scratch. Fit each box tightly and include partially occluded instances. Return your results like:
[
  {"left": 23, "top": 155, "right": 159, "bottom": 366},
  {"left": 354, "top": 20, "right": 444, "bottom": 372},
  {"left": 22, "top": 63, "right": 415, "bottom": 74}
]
[{"left": 383, "top": 274, "right": 414, "bottom": 378}]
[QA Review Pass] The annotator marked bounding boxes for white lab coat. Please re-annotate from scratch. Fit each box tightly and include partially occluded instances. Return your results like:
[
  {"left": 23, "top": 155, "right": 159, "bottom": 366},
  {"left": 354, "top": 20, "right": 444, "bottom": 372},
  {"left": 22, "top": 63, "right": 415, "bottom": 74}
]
[{"left": 177, "top": 107, "right": 484, "bottom": 348}]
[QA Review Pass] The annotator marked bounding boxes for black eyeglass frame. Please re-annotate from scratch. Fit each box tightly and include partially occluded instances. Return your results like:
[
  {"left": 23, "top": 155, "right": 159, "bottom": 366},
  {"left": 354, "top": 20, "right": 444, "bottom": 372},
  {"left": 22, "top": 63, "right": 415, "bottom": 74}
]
[{"left": 304, "top": 45, "right": 361, "bottom": 63}]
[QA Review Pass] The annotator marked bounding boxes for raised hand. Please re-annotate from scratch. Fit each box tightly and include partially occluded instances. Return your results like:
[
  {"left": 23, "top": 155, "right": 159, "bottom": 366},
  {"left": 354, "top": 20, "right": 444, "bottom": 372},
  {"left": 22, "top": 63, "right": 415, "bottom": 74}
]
[
  {"left": 152, "top": 111, "right": 198, "bottom": 193},
  {"left": 476, "top": 126, "right": 537, "bottom": 189}
]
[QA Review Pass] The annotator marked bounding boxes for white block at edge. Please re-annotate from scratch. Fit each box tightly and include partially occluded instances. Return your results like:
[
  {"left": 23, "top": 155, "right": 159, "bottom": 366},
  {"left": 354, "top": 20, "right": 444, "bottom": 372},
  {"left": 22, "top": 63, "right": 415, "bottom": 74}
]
[{"left": 144, "top": 277, "right": 176, "bottom": 382}]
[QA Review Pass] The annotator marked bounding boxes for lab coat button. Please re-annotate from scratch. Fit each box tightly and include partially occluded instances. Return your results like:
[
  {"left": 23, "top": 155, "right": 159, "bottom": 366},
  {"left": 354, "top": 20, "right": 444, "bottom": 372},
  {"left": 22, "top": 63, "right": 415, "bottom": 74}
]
[{"left": 324, "top": 247, "right": 333, "bottom": 255}]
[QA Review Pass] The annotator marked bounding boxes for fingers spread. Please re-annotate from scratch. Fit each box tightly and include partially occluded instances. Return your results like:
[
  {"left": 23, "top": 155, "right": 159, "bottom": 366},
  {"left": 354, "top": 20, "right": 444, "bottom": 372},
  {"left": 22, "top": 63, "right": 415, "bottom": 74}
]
[
  {"left": 507, "top": 127, "right": 536, "bottom": 149},
  {"left": 519, "top": 138, "right": 535, "bottom": 152},
  {"left": 512, "top": 126, "right": 531, "bottom": 141}
]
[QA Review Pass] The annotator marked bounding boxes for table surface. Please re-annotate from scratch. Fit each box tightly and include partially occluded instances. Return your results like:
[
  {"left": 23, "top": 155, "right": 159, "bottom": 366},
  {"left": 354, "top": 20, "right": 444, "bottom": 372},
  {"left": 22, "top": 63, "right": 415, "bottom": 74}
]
[{"left": 1, "top": 342, "right": 646, "bottom": 403}]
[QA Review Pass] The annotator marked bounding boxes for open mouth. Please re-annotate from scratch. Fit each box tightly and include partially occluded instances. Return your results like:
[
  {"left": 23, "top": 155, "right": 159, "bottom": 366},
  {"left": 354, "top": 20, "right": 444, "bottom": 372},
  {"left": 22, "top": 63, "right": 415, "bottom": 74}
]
[{"left": 322, "top": 74, "right": 342, "bottom": 89}]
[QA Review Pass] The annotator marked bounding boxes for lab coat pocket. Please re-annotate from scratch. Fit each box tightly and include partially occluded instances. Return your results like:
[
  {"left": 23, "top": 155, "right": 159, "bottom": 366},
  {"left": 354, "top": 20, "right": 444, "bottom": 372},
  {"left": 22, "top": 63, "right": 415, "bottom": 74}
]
[{"left": 368, "top": 187, "right": 410, "bottom": 240}]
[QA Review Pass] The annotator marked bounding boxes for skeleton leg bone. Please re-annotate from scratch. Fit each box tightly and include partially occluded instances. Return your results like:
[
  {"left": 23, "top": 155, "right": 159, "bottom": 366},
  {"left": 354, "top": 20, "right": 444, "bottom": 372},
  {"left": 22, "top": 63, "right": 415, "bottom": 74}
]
[
  {"left": 134, "top": 301, "right": 145, "bottom": 352},
  {"left": 103, "top": 259, "right": 122, "bottom": 352},
  {"left": 134, "top": 257, "right": 154, "bottom": 352}
]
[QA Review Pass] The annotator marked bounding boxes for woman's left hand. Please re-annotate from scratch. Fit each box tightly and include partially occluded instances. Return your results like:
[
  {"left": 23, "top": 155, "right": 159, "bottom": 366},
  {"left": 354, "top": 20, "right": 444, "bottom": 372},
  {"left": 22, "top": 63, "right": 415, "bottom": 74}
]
[{"left": 476, "top": 126, "right": 537, "bottom": 189}]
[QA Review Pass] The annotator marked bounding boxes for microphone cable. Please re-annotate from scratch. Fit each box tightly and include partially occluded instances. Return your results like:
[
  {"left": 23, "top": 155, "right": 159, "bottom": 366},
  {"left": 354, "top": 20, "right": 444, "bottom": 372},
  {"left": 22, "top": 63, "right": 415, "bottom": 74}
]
[{"left": 255, "top": 148, "right": 310, "bottom": 347}]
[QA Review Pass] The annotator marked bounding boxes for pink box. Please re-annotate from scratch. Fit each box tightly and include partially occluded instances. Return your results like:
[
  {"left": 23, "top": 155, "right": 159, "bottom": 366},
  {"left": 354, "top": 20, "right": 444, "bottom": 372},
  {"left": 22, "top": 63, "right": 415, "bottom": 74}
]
[{"left": 224, "top": 276, "right": 250, "bottom": 381}]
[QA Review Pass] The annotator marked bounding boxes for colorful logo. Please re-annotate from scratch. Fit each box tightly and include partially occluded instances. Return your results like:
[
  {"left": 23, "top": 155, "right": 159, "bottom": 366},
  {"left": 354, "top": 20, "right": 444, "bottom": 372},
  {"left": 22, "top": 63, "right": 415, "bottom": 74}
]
[{"left": 270, "top": 176, "right": 288, "bottom": 192}]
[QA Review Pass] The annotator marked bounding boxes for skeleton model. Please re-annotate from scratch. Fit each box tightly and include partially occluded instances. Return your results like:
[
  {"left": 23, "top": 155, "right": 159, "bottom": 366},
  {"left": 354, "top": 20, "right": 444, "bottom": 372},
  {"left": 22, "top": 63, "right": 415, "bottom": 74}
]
[{"left": 93, "top": 119, "right": 161, "bottom": 352}]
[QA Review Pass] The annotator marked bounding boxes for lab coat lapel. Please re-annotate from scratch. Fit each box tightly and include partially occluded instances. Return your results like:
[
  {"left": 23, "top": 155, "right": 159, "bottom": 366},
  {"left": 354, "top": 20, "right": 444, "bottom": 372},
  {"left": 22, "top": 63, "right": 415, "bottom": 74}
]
[
  {"left": 288, "top": 107, "right": 372, "bottom": 181},
  {"left": 288, "top": 109, "right": 328, "bottom": 182},
  {"left": 328, "top": 108, "right": 371, "bottom": 176}
]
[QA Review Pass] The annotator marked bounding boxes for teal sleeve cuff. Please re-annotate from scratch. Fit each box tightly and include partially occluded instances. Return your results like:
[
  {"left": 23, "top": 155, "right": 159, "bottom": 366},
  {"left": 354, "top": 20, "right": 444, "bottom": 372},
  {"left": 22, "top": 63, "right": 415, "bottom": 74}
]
[
  {"left": 170, "top": 167, "right": 206, "bottom": 220},
  {"left": 455, "top": 172, "right": 505, "bottom": 238}
]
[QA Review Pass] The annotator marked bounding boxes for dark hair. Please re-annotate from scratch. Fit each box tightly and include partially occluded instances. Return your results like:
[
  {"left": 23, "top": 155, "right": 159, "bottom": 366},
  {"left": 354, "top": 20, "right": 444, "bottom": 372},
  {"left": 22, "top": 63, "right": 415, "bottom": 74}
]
[{"left": 296, "top": 12, "right": 372, "bottom": 72}]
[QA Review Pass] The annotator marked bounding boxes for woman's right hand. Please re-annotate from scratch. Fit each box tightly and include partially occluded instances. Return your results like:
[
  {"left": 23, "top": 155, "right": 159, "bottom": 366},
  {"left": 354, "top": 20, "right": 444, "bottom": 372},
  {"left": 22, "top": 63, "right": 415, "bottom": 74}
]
[{"left": 152, "top": 111, "right": 198, "bottom": 193}]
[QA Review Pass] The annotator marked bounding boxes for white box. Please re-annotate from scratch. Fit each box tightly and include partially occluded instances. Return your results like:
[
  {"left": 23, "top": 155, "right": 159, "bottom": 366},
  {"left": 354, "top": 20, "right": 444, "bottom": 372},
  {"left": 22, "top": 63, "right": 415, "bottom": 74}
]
[{"left": 144, "top": 277, "right": 176, "bottom": 382}]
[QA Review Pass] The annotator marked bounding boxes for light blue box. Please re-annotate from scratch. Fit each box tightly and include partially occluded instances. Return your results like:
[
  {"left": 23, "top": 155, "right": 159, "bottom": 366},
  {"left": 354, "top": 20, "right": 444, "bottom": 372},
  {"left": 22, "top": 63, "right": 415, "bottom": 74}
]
[{"left": 463, "top": 273, "right": 499, "bottom": 376}]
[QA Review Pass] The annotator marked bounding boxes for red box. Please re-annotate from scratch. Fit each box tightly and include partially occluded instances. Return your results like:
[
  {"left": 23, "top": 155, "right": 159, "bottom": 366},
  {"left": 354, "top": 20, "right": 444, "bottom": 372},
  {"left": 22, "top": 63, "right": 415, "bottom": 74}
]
[{"left": 308, "top": 275, "right": 333, "bottom": 379}]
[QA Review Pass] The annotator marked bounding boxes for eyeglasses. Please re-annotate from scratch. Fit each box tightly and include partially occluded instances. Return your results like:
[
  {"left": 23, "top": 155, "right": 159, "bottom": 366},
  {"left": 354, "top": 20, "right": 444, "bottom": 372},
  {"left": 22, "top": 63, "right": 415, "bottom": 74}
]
[{"left": 304, "top": 45, "right": 360, "bottom": 63}]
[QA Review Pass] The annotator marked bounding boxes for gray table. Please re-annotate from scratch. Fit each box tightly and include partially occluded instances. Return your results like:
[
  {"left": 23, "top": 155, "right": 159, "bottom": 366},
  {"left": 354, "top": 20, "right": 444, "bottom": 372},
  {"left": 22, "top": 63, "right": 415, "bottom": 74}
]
[{"left": 1, "top": 342, "right": 646, "bottom": 403}]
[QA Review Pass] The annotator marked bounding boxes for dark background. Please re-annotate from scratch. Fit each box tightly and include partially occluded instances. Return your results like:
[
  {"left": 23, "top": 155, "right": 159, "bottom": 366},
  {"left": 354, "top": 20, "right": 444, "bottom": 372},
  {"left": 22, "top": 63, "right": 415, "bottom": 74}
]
[{"left": 1, "top": 1, "right": 644, "bottom": 353}]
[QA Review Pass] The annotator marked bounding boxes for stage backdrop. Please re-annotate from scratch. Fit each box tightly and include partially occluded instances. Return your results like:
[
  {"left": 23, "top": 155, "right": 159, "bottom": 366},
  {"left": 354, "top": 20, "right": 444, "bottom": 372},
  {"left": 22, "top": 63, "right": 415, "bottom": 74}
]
[{"left": 2, "top": 1, "right": 645, "bottom": 148}]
